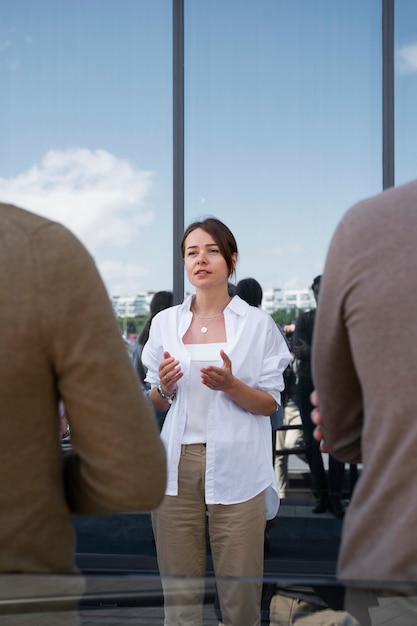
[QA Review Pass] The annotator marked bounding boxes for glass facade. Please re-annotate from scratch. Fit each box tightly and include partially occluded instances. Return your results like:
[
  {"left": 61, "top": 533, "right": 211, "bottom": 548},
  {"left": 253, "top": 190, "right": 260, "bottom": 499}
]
[
  {"left": 2, "top": 1, "right": 416, "bottom": 620},
  {"left": 0, "top": 0, "right": 400, "bottom": 304},
  {"left": 0, "top": 0, "right": 173, "bottom": 297},
  {"left": 184, "top": 0, "right": 382, "bottom": 297},
  {"left": 395, "top": 0, "right": 417, "bottom": 186}
]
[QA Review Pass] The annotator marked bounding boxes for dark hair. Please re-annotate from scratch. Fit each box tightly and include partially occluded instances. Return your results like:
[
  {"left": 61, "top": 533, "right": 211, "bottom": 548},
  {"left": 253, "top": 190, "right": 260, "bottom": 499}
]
[
  {"left": 311, "top": 275, "right": 322, "bottom": 290},
  {"left": 227, "top": 282, "right": 237, "bottom": 297},
  {"left": 181, "top": 217, "right": 238, "bottom": 278},
  {"left": 149, "top": 290, "right": 173, "bottom": 318},
  {"left": 138, "top": 290, "right": 173, "bottom": 346},
  {"left": 236, "top": 278, "right": 263, "bottom": 308}
]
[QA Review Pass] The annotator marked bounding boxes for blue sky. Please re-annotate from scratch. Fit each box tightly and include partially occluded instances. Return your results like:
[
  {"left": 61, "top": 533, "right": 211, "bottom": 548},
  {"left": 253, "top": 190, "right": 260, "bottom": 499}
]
[{"left": 1, "top": 0, "right": 416, "bottom": 296}]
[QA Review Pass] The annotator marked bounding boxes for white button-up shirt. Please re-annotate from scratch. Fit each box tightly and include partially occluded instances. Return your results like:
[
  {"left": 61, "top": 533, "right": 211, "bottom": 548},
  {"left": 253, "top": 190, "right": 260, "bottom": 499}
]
[{"left": 142, "top": 294, "right": 292, "bottom": 519}]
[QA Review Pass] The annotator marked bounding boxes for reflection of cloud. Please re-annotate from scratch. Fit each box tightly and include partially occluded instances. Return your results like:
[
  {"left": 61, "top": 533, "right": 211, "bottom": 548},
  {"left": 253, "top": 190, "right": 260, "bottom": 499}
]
[
  {"left": 271, "top": 242, "right": 303, "bottom": 257},
  {"left": 0, "top": 147, "right": 155, "bottom": 252},
  {"left": 99, "top": 260, "right": 150, "bottom": 296},
  {"left": 397, "top": 43, "right": 417, "bottom": 74},
  {"left": 0, "top": 147, "right": 156, "bottom": 294}
]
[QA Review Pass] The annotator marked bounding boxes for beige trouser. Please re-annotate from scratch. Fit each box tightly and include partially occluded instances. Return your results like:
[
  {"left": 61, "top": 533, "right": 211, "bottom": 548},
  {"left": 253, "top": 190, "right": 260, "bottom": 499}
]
[
  {"left": 270, "top": 593, "right": 359, "bottom": 625},
  {"left": 152, "top": 443, "right": 266, "bottom": 626},
  {"left": 275, "top": 400, "right": 306, "bottom": 498}
]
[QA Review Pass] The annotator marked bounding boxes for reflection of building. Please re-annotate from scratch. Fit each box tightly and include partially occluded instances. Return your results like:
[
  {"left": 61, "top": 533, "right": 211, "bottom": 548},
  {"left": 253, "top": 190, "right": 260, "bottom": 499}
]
[
  {"left": 111, "top": 293, "right": 152, "bottom": 318},
  {"left": 111, "top": 289, "right": 315, "bottom": 318},
  {"left": 262, "top": 288, "right": 315, "bottom": 314}
]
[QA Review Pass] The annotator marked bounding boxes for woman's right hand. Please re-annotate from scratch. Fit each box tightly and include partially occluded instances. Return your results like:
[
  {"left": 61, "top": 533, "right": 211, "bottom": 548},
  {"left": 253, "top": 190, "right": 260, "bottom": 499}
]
[{"left": 158, "top": 351, "right": 183, "bottom": 396}]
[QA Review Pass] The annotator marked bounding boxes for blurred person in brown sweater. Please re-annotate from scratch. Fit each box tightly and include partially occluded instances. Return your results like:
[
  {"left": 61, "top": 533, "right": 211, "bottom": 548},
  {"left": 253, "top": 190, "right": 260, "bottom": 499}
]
[{"left": 312, "top": 179, "right": 417, "bottom": 625}]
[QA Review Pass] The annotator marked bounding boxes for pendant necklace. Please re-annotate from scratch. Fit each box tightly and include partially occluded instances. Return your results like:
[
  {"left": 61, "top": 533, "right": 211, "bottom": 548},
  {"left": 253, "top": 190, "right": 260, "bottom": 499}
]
[{"left": 192, "top": 308, "right": 225, "bottom": 334}]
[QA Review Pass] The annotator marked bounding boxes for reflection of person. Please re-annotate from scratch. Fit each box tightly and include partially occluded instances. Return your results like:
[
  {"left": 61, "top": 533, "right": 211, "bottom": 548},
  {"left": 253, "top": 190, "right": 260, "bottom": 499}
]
[
  {"left": 0, "top": 204, "right": 166, "bottom": 622},
  {"left": 293, "top": 275, "right": 345, "bottom": 518},
  {"left": 275, "top": 400, "right": 304, "bottom": 497},
  {"left": 235, "top": 277, "right": 279, "bottom": 460},
  {"left": 132, "top": 291, "right": 173, "bottom": 385},
  {"left": 132, "top": 290, "right": 173, "bottom": 430},
  {"left": 274, "top": 325, "right": 306, "bottom": 498},
  {"left": 143, "top": 218, "right": 292, "bottom": 626},
  {"left": 235, "top": 277, "right": 263, "bottom": 309},
  {"left": 311, "top": 179, "right": 417, "bottom": 626}
]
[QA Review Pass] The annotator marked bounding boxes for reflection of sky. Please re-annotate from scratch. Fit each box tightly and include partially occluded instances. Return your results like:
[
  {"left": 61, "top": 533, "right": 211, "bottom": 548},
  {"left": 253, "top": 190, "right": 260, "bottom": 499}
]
[{"left": 0, "top": 0, "right": 416, "bottom": 296}]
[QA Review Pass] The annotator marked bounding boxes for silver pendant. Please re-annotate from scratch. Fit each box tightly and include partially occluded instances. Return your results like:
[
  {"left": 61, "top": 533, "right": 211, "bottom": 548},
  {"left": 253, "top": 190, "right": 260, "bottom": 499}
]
[{"left": 201, "top": 326, "right": 208, "bottom": 334}]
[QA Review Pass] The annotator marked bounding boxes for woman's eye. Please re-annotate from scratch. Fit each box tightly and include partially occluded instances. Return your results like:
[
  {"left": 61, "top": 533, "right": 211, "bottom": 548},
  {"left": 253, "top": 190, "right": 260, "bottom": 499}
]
[{"left": 209, "top": 248, "right": 219, "bottom": 254}]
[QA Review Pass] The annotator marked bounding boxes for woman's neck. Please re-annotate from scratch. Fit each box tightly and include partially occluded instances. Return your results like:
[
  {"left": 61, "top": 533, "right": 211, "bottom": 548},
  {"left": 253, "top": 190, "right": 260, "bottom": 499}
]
[{"left": 192, "top": 291, "right": 231, "bottom": 317}]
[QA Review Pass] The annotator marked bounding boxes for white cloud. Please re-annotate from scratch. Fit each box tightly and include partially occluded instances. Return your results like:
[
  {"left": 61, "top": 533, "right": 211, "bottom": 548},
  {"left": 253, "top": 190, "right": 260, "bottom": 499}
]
[
  {"left": 0, "top": 147, "right": 157, "bottom": 294},
  {"left": 0, "top": 147, "right": 154, "bottom": 247},
  {"left": 271, "top": 241, "right": 303, "bottom": 257},
  {"left": 396, "top": 43, "right": 417, "bottom": 74},
  {"left": 98, "top": 260, "right": 150, "bottom": 296}
]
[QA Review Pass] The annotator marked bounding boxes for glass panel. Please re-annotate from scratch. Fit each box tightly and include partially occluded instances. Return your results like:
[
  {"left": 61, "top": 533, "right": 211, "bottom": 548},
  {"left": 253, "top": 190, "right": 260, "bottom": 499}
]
[
  {"left": 395, "top": 0, "right": 417, "bottom": 186},
  {"left": 0, "top": 0, "right": 172, "bottom": 298},
  {"left": 0, "top": 1, "right": 389, "bottom": 620},
  {"left": 184, "top": 0, "right": 382, "bottom": 300}
]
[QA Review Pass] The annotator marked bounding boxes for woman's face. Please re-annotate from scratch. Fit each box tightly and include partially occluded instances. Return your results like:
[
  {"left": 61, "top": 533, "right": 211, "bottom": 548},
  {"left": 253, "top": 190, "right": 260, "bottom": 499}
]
[{"left": 183, "top": 228, "right": 235, "bottom": 290}]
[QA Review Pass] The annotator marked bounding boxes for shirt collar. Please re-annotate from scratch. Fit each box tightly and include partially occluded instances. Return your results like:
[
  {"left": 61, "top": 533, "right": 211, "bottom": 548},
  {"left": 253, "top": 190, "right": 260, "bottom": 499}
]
[{"left": 181, "top": 293, "right": 248, "bottom": 317}]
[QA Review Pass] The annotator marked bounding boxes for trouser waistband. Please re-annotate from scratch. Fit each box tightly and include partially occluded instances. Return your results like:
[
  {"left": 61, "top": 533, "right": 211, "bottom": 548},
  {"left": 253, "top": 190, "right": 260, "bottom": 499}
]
[{"left": 180, "top": 443, "right": 206, "bottom": 453}]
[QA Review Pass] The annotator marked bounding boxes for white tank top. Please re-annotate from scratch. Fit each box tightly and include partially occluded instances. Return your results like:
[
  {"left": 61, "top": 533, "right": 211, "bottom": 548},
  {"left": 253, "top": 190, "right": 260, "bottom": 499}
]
[{"left": 182, "top": 342, "right": 225, "bottom": 444}]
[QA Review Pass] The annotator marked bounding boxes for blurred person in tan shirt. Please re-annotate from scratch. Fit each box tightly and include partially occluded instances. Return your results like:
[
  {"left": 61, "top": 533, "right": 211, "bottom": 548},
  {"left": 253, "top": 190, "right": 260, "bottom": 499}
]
[{"left": 0, "top": 203, "right": 166, "bottom": 624}]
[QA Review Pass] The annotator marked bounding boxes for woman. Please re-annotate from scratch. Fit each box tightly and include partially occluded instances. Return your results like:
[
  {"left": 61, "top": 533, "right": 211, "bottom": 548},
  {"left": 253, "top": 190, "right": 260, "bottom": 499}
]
[{"left": 142, "top": 217, "right": 292, "bottom": 626}]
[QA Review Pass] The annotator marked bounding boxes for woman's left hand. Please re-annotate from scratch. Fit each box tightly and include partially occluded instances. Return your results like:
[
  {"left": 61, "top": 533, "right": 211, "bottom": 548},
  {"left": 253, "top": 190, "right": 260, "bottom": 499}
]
[
  {"left": 202, "top": 350, "right": 275, "bottom": 415},
  {"left": 201, "top": 349, "right": 233, "bottom": 391}
]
